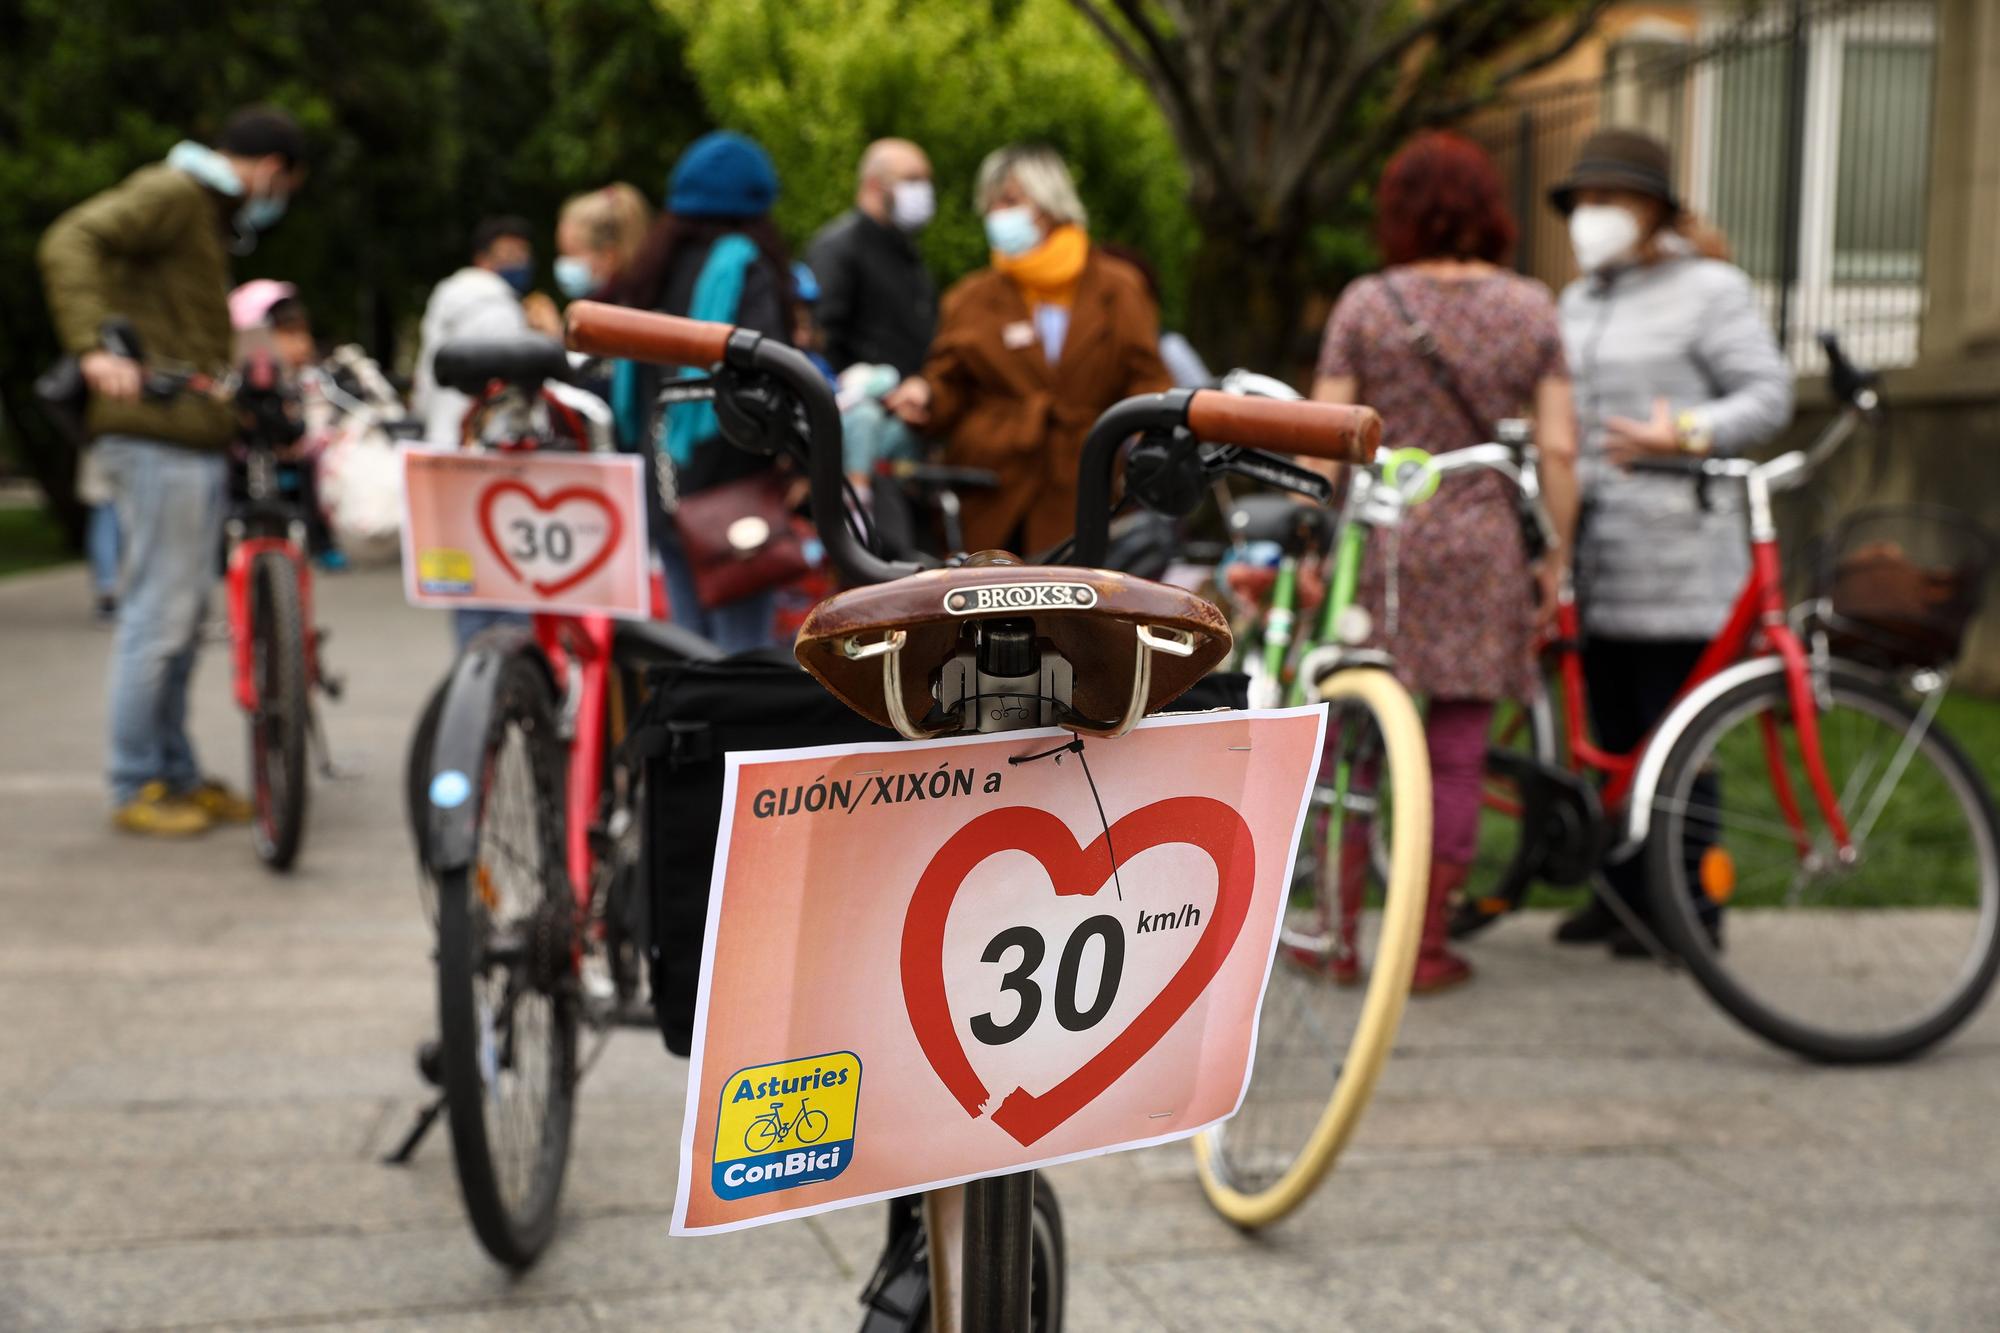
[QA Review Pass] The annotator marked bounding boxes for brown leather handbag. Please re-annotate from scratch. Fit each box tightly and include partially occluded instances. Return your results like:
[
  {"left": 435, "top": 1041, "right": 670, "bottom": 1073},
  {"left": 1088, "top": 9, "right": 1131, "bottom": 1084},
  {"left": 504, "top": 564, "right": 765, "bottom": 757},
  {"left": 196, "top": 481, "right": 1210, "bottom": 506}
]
[{"left": 672, "top": 470, "right": 809, "bottom": 609}]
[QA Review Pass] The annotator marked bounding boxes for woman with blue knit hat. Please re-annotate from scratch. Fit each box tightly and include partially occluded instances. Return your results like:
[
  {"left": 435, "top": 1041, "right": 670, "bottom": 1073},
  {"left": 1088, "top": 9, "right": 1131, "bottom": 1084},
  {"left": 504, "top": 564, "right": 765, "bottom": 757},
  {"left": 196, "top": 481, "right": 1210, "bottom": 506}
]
[{"left": 606, "top": 130, "right": 798, "bottom": 652}]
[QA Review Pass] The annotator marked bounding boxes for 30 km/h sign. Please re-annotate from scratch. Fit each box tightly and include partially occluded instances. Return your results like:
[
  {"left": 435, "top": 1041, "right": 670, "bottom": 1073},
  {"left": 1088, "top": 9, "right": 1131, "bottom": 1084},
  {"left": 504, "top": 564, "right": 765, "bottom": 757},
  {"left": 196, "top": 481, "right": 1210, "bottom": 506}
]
[
  {"left": 399, "top": 447, "right": 649, "bottom": 619},
  {"left": 671, "top": 705, "right": 1327, "bottom": 1236}
]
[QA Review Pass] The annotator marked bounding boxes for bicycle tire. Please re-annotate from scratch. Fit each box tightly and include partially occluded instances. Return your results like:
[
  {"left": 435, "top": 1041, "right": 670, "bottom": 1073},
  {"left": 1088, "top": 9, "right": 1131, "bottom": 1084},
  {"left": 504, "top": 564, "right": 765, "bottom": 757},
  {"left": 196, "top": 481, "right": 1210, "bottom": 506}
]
[
  {"left": 1646, "top": 663, "right": 2000, "bottom": 1063},
  {"left": 1027, "top": 1173, "right": 1065, "bottom": 1333},
  {"left": 1449, "top": 684, "right": 1559, "bottom": 938},
  {"left": 747, "top": 1119, "right": 784, "bottom": 1154},
  {"left": 1193, "top": 666, "right": 1430, "bottom": 1229},
  {"left": 437, "top": 651, "right": 579, "bottom": 1268},
  {"left": 248, "top": 551, "right": 309, "bottom": 870}
]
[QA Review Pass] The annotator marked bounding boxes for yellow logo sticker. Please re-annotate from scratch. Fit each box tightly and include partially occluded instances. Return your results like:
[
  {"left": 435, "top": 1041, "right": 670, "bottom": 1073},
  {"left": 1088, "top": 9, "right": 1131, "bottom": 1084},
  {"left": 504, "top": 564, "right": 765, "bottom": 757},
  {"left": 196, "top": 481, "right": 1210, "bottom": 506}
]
[
  {"left": 712, "top": 1051, "right": 861, "bottom": 1200},
  {"left": 416, "top": 548, "right": 475, "bottom": 595}
]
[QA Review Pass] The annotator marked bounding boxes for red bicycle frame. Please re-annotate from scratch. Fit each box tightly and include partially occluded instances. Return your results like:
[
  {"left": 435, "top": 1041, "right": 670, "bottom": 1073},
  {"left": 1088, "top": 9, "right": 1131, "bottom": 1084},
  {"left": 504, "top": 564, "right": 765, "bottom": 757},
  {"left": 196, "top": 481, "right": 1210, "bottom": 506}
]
[
  {"left": 1545, "top": 503, "right": 1853, "bottom": 858},
  {"left": 527, "top": 612, "right": 615, "bottom": 911}
]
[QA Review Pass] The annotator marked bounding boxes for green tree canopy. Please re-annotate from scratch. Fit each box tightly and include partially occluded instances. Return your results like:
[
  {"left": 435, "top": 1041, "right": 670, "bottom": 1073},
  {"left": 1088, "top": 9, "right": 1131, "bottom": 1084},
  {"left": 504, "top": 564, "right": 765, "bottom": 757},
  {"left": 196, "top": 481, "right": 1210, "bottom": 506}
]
[
  {"left": 0, "top": 0, "right": 706, "bottom": 536},
  {"left": 662, "top": 0, "right": 1198, "bottom": 326}
]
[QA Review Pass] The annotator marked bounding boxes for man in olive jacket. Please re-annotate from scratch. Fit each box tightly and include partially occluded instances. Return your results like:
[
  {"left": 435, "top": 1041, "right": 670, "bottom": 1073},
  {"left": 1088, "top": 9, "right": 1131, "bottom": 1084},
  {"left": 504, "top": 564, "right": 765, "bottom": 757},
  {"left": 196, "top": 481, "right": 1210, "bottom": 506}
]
[{"left": 39, "top": 105, "right": 307, "bottom": 836}]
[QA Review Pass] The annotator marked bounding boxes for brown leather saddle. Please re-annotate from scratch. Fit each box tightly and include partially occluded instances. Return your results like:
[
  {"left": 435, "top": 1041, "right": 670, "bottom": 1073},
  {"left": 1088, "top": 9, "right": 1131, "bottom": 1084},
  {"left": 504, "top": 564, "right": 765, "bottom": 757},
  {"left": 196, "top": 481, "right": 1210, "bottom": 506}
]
[{"left": 795, "top": 551, "right": 1231, "bottom": 739}]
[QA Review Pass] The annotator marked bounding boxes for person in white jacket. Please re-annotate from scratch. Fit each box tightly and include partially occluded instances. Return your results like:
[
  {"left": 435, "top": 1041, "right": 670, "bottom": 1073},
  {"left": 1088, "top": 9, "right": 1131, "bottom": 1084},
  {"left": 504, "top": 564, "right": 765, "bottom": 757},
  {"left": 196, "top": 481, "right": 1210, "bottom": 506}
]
[{"left": 412, "top": 216, "right": 539, "bottom": 445}]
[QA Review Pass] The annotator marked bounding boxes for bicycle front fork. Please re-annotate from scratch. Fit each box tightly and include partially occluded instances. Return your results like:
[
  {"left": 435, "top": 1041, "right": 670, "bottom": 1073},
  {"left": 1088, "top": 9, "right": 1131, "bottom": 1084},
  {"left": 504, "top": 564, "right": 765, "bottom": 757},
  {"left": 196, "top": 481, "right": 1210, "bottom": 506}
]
[{"left": 960, "top": 1170, "right": 1034, "bottom": 1333}]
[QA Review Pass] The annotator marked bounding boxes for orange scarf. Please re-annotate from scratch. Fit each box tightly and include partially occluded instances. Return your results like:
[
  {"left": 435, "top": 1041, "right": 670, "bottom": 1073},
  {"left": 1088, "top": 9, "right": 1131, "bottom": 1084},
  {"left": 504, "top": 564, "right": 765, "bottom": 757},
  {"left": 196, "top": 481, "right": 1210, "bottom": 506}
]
[{"left": 993, "top": 224, "right": 1088, "bottom": 308}]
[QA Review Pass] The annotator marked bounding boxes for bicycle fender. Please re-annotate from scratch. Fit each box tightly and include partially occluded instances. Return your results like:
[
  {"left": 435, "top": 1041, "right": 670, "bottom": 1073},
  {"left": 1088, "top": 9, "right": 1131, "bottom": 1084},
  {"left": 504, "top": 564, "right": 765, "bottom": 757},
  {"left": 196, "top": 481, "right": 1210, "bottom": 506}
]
[
  {"left": 424, "top": 628, "right": 556, "bottom": 874},
  {"left": 1615, "top": 656, "right": 1901, "bottom": 859}
]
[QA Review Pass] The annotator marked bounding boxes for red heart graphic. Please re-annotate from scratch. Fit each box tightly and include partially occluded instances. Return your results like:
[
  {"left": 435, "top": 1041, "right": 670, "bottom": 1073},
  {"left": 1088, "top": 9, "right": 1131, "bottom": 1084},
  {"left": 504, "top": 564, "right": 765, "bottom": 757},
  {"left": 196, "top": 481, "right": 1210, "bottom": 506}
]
[
  {"left": 476, "top": 480, "right": 624, "bottom": 598},
  {"left": 901, "top": 796, "right": 1255, "bottom": 1148}
]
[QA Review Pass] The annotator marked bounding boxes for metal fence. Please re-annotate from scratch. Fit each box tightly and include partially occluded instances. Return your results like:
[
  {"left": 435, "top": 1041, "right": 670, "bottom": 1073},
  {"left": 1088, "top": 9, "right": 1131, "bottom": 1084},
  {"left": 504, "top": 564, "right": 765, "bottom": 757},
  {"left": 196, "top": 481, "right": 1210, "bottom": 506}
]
[{"left": 1464, "top": 0, "right": 1937, "bottom": 374}]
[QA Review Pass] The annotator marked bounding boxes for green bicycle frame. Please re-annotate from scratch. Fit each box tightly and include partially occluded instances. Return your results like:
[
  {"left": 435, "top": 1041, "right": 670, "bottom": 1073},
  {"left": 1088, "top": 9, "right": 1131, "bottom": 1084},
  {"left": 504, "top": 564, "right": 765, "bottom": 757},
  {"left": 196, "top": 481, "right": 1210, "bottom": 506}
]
[{"left": 1245, "top": 446, "right": 1435, "bottom": 708}]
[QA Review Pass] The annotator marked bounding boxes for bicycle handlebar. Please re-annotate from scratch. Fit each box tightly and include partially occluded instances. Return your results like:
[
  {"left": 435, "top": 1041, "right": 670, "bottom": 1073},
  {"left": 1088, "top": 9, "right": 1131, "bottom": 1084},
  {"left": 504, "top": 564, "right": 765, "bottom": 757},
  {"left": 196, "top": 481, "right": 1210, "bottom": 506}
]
[
  {"left": 561, "top": 301, "right": 917, "bottom": 588},
  {"left": 1071, "top": 389, "right": 1380, "bottom": 567},
  {"left": 564, "top": 303, "right": 733, "bottom": 369},
  {"left": 1185, "top": 391, "right": 1381, "bottom": 462}
]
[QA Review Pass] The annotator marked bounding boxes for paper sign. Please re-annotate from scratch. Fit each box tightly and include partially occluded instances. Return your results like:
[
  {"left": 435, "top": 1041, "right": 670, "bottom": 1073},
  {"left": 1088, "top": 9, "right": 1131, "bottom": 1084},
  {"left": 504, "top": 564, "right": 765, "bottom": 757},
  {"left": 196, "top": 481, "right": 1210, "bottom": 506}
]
[
  {"left": 672, "top": 705, "right": 1328, "bottom": 1235},
  {"left": 399, "top": 447, "right": 649, "bottom": 619}
]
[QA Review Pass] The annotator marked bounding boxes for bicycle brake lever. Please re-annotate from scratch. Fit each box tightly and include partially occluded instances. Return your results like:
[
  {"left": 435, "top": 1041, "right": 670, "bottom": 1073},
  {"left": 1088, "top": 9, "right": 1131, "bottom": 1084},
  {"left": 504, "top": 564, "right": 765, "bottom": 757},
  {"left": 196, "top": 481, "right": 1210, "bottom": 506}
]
[
  {"left": 654, "top": 376, "right": 717, "bottom": 407},
  {"left": 1205, "top": 444, "right": 1336, "bottom": 506}
]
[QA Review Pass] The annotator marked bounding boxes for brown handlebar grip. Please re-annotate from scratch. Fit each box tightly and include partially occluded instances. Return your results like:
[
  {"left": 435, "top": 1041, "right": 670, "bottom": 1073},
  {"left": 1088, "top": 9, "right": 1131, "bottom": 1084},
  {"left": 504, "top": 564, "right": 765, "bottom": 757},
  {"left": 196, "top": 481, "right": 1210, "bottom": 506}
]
[
  {"left": 563, "top": 300, "right": 733, "bottom": 368},
  {"left": 1184, "top": 391, "right": 1382, "bottom": 464}
]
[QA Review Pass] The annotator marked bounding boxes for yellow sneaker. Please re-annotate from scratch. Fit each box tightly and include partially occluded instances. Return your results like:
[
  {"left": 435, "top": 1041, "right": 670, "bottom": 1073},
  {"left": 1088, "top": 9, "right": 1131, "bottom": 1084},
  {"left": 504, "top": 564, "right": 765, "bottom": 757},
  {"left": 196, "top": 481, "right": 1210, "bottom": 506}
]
[
  {"left": 185, "top": 778, "right": 255, "bottom": 825},
  {"left": 113, "top": 782, "right": 212, "bottom": 838}
]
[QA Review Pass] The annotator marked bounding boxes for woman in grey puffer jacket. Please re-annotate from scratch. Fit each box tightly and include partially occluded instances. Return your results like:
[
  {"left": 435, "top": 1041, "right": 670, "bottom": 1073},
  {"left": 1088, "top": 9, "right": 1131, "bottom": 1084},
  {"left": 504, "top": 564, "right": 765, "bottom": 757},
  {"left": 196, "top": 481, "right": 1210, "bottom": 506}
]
[{"left": 1550, "top": 129, "right": 1794, "bottom": 955}]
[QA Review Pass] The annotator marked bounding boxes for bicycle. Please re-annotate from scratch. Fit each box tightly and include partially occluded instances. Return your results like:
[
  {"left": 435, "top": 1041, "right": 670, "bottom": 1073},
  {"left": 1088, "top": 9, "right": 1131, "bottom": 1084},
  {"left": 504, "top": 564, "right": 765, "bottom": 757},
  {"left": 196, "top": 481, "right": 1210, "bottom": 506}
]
[
  {"left": 745, "top": 1097, "right": 831, "bottom": 1153},
  {"left": 1455, "top": 334, "right": 2000, "bottom": 1063},
  {"left": 563, "top": 299, "right": 1382, "bottom": 1333},
  {"left": 388, "top": 333, "right": 721, "bottom": 1270},
  {"left": 1183, "top": 396, "right": 1554, "bottom": 1229},
  {"left": 96, "top": 320, "right": 343, "bottom": 870}
]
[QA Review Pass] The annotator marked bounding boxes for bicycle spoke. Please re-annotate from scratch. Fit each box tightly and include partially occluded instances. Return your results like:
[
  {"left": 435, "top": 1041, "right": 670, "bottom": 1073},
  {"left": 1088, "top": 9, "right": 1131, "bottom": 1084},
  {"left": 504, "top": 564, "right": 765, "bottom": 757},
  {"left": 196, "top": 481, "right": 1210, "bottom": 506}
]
[{"left": 1848, "top": 685, "right": 1946, "bottom": 850}]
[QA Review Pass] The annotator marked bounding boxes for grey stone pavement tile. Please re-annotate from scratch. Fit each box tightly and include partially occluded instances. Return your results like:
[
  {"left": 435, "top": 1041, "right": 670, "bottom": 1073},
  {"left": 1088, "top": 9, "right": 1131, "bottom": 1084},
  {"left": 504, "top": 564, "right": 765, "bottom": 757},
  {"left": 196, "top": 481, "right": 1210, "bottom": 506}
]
[
  {"left": 1110, "top": 1232, "right": 1730, "bottom": 1332},
  {"left": 4, "top": 566, "right": 2000, "bottom": 1331},
  {"left": 0, "top": 1212, "right": 838, "bottom": 1332}
]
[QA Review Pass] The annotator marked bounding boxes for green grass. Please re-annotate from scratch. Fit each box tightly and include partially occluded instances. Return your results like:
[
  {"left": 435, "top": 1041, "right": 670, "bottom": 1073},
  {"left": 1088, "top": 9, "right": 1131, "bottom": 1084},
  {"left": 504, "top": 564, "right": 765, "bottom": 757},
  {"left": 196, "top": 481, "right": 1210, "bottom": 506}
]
[
  {"left": 0, "top": 506, "right": 73, "bottom": 577},
  {"left": 1939, "top": 691, "right": 2000, "bottom": 795}
]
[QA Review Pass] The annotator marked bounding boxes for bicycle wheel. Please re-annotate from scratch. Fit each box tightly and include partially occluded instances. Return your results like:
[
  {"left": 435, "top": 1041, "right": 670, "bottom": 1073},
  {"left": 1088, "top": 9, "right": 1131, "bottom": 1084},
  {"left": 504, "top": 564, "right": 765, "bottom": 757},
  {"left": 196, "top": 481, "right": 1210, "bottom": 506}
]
[
  {"left": 1645, "top": 663, "right": 2000, "bottom": 1063},
  {"left": 746, "top": 1119, "right": 784, "bottom": 1154},
  {"left": 1194, "top": 666, "right": 1430, "bottom": 1228},
  {"left": 1027, "top": 1174, "right": 1065, "bottom": 1333},
  {"left": 248, "top": 551, "right": 309, "bottom": 870},
  {"left": 1449, "top": 683, "right": 1559, "bottom": 938},
  {"left": 437, "top": 652, "right": 579, "bottom": 1268},
  {"left": 797, "top": 1108, "right": 830, "bottom": 1145}
]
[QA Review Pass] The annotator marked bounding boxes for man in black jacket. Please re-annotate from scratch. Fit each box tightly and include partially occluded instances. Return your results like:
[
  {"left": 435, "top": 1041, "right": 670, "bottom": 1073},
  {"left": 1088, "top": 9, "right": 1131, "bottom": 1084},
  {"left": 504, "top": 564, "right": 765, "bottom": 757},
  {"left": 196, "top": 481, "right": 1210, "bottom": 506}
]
[{"left": 804, "top": 139, "right": 937, "bottom": 377}]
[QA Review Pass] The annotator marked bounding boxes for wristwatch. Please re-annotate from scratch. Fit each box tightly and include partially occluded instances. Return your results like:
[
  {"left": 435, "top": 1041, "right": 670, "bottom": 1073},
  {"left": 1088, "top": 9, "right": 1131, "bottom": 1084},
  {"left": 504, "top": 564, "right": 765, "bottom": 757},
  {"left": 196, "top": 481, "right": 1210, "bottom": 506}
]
[{"left": 1675, "top": 409, "right": 1715, "bottom": 456}]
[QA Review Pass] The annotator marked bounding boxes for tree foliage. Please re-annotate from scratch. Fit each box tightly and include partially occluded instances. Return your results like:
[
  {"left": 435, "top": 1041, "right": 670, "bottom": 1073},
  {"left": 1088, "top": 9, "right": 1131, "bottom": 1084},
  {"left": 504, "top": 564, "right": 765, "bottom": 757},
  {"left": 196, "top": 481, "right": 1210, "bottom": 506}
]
[
  {"left": 1069, "top": 0, "right": 1611, "bottom": 367},
  {"left": 662, "top": 0, "right": 1197, "bottom": 324},
  {"left": 5, "top": 0, "right": 1577, "bottom": 530},
  {"left": 0, "top": 0, "right": 706, "bottom": 535}
]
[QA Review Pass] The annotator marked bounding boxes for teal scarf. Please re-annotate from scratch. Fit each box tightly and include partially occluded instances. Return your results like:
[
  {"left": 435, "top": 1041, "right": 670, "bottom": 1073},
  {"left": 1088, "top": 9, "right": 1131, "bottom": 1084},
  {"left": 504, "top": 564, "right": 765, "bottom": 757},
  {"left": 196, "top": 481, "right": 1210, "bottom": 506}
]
[{"left": 641, "top": 232, "right": 759, "bottom": 466}]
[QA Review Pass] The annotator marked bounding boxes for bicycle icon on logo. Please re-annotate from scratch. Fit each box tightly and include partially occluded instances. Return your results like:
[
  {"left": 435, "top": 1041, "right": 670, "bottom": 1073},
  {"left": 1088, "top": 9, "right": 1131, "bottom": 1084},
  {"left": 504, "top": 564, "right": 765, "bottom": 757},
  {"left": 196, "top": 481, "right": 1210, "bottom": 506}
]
[{"left": 744, "top": 1097, "right": 831, "bottom": 1154}]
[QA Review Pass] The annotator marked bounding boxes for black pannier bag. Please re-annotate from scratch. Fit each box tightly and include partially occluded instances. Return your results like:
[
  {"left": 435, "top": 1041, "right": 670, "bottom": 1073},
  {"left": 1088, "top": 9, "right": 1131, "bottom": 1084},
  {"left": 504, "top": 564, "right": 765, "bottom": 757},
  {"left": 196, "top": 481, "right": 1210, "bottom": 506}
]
[
  {"left": 632, "top": 652, "right": 1249, "bottom": 1057},
  {"left": 634, "top": 649, "right": 897, "bottom": 1056}
]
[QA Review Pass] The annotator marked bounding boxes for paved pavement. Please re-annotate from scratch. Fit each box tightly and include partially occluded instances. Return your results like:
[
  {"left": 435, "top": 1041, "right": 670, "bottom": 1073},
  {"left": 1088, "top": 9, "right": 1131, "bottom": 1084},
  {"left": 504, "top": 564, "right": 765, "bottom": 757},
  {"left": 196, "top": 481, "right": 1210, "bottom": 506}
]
[{"left": 2, "top": 563, "right": 1998, "bottom": 1332}]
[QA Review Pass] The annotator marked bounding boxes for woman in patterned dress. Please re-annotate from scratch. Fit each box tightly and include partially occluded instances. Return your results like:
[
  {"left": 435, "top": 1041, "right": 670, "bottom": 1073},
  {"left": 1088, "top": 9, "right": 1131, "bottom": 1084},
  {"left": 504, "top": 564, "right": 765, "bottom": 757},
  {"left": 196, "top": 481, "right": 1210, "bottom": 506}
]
[{"left": 1311, "top": 131, "right": 1581, "bottom": 992}]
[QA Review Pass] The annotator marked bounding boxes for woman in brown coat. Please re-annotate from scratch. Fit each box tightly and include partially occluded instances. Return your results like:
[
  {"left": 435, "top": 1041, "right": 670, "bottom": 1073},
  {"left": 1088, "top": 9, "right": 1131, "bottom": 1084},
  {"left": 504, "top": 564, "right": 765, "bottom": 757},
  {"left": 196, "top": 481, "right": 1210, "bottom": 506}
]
[{"left": 885, "top": 145, "right": 1169, "bottom": 555}]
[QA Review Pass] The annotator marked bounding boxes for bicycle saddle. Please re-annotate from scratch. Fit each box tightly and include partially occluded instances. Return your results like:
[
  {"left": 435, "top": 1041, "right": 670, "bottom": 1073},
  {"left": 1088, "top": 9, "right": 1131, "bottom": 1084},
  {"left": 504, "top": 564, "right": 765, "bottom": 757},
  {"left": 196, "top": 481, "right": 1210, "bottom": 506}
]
[
  {"left": 433, "top": 335, "right": 572, "bottom": 394},
  {"left": 795, "top": 552, "right": 1231, "bottom": 740}
]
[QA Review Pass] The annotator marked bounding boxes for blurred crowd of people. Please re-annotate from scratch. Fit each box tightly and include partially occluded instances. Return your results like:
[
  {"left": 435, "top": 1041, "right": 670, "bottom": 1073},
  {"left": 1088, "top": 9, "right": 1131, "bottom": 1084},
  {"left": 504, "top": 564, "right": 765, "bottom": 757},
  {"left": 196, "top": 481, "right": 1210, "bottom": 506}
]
[{"left": 41, "top": 105, "right": 1795, "bottom": 1008}]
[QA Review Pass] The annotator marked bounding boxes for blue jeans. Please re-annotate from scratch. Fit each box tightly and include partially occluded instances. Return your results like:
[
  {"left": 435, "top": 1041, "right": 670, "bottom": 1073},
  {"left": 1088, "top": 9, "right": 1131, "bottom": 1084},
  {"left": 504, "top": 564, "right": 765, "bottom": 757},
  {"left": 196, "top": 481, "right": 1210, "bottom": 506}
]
[
  {"left": 657, "top": 530, "right": 777, "bottom": 655},
  {"left": 87, "top": 503, "right": 121, "bottom": 598},
  {"left": 95, "top": 437, "right": 227, "bottom": 805}
]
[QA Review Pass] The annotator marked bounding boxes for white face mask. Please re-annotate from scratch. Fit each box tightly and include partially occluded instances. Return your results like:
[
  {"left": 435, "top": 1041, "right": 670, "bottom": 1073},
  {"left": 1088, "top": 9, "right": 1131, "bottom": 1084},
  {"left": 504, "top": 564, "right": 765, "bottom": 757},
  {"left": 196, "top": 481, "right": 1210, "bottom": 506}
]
[
  {"left": 1569, "top": 204, "right": 1643, "bottom": 273},
  {"left": 889, "top": 179, "right": 935, "bottom": 232}
]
